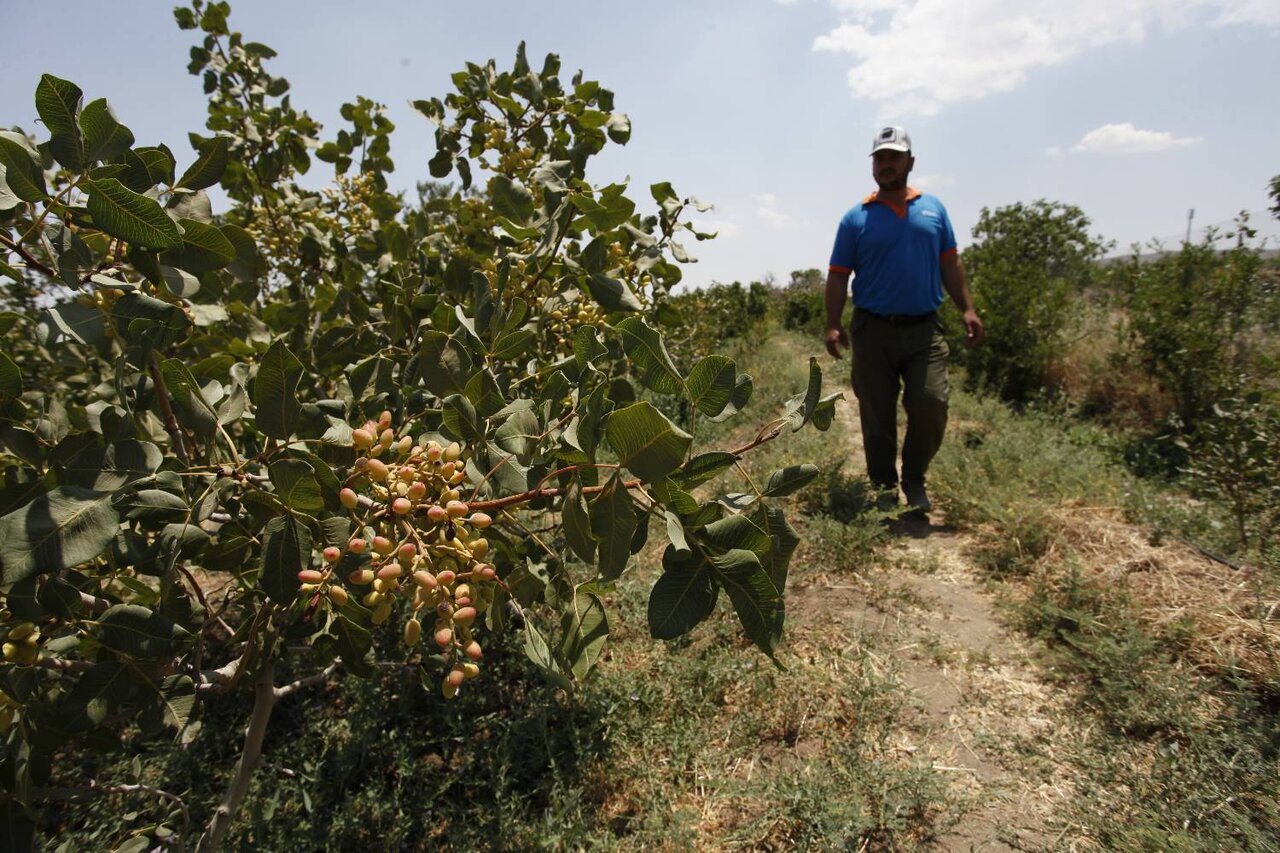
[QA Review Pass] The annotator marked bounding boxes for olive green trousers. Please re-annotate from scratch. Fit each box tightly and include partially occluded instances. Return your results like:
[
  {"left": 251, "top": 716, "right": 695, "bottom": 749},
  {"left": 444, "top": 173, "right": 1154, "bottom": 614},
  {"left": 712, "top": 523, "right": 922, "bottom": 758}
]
[{"left": 849, "top": 309, "right": 950, "bottom": 492}]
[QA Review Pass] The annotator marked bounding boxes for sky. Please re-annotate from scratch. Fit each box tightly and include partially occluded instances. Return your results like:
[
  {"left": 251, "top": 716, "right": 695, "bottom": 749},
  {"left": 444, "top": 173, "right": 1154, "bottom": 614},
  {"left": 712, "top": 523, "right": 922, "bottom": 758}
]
[{"left": 5, "top": 0, "right": 1279, "bottom": 290}]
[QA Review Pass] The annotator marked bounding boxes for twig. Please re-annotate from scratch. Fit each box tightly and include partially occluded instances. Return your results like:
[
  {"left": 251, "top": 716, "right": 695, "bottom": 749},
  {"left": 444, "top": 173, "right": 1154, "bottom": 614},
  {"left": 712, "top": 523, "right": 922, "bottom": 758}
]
[
  {"left": 273, "top": 660, "right": 340, "bottom": 699},
  {"left": 467, "top": 475, "right": 642, "bottom": 512}
]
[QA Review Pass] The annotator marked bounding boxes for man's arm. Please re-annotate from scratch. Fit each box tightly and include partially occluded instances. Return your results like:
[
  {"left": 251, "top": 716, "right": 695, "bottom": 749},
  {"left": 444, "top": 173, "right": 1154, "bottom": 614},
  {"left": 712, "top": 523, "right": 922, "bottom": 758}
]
[
  {"left": 940, "top": 252, "right": 983, "bottom": 348},
  {"left": 824, "top": 268, "right": 850, "bottom": 358}
]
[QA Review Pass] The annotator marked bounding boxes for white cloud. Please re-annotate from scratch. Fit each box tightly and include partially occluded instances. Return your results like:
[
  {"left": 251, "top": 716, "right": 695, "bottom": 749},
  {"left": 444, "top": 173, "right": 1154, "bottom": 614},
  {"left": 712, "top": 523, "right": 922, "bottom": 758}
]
[
  {"left": 1070, "top": 122, "right": 1202, "bottom": 153},
  {"left": 753, "top": 193, "right": 793, "bottom": 230},
  {"left": 811, "top": 1, "right": 1280, "bottom": 116}
]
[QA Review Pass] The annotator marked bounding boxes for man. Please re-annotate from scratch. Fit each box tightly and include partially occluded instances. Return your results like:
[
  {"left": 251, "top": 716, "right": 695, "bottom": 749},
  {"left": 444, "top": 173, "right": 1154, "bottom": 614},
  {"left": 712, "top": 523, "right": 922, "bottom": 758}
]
[{"left": 824, "top": 125, "right": 983, "bottom": 514}]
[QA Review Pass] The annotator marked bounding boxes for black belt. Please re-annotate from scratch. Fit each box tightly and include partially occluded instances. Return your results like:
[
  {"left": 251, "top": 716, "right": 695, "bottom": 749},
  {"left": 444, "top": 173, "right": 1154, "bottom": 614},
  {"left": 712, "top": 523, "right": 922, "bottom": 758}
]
[{"left": 856, "top": 307, "right": 937, "bottom": 326}]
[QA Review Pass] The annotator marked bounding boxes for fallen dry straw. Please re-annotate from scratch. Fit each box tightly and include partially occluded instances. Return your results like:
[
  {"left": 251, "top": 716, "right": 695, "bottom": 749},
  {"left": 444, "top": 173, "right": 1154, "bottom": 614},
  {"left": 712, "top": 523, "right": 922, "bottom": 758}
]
[{"left": 1043, "top": 504, "right": 1278, "bottom": 688}]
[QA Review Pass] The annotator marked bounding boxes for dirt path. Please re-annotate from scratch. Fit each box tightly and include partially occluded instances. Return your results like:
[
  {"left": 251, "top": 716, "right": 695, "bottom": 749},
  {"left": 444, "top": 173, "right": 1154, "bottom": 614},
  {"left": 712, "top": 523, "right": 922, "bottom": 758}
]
[{"left": 808, "top": 398, "right": 1089, "bottom": 850}]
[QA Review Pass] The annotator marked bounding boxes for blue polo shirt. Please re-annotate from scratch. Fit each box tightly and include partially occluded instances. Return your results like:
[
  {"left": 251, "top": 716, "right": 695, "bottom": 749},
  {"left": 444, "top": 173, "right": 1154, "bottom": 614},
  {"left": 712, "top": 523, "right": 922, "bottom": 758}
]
[{"left": 828, "top": 188, "right": 957, "bottom": 316}]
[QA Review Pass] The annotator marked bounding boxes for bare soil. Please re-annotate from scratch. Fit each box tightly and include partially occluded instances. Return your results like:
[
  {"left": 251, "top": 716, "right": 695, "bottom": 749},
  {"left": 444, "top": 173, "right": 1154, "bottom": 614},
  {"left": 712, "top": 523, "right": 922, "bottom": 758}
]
[{"left": 792, "top": 396, "right": 1096, "bottom": 850}]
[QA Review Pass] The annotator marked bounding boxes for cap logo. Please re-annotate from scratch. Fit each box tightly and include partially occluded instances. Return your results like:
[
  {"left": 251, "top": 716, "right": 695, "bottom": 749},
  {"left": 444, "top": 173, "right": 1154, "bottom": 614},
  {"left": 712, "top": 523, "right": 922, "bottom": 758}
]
[{"left": 880, "top": 128, "right": 896, "bottom": 140}]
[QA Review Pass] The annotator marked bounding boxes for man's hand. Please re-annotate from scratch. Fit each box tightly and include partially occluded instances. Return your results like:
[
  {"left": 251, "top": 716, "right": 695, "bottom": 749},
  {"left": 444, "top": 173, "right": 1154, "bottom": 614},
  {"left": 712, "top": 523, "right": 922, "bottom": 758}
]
[
  {"left": 825, "top": 326, "right": 849, "bottom": 359},
  {"left": 961, "top": 309, "right": 984, "bottom": 349}
]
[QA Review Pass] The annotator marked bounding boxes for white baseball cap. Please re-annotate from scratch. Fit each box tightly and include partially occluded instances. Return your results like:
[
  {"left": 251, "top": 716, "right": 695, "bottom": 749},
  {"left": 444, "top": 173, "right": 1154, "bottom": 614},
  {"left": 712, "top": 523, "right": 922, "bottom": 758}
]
[{"left": 871, "top": 125, "right": 911, "bottom": 154}]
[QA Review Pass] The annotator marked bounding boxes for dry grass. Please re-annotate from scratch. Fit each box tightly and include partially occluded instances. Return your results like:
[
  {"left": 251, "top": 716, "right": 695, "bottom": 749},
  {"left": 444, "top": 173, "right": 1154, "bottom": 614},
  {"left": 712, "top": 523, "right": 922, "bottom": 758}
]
[{"left": 1036, "top": 504, "right": 1279, "bottom": 689}]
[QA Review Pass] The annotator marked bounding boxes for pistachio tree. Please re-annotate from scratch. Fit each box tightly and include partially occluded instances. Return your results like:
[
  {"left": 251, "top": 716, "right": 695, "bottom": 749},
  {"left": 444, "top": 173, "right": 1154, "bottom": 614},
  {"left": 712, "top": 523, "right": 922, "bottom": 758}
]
[{"left": 0, "top": 2, "right": 839, "bottom": 847}]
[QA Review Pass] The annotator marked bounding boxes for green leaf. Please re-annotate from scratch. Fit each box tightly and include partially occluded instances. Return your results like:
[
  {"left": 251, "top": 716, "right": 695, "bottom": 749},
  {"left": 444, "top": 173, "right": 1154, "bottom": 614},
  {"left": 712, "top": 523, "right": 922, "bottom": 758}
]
[
  {"left": 417, "top": 331, "right": 474, "bottom": 397},
  {"left": 812, "top": 392, "right": 843, "bottom": 431},
  {"left": 86, "top": 178, "right": 182, "bottom": 250},
  {"left": 558, "top": 586, "right": 609, "bottom": 680},
  {"left": 785, "top": 357, "right": 823, "bottom": 432},
  {"left": 157, "top": 674, "right": 196, "bottom": 730},
  {"left": 133, "top": 145, "right": 176, "bottom": 188},
  {"left": 651, "top": 182, "right": 678, "bottom": 204},
  {"left": 604, "top": 401, "right": 692, "bottom": 482},
  {"left": 165, "top": 217, "right": 236, "bottom": 273},
  {"left": 442, "top": 393, "right": 485, "bottom": 444},
  {"left": 753, "top": 503, "right": 799, "bottom": 600},
  {"left": 0, "top": 132, "right": 48, "bottom": 201},
  {"left": 687, "top": 355, "right": 736, "bottom": 417},
  {"left": 0, "top": 487, "right": 118, "bottom": 584},
  {"left": 711, "top": 549, "right": 783, "bottom": 659},
  {"left": 590, "top": 474, "right": 635, "bottom": 580},
  {"left": 62, "top": 440, "right": 162, "bottom": 491},
  {"left": 573, "top": 324, "right": 607, "bottom": 369},
  {"left": 763, "top": 464, "right": 820, "bottom": 497},
  {"left": 253, "top": 340, "right": 305, "bottom": 439},
  {"left": 115, "top": 489, "right": 188, "bottom": 522},
  {"left": 109, "top": 291, "right": 191, "bottom": 348},
  {"left": 269, "top": 459, "right": 324, "bottom": 512},
  {"left": 158, "top": 358, "right": 219, "bottom": 438},
  {"left": 709, "top": 372, "right": 755, "bottom": 423},
  {"left": 464, "top": 368, "right": 506, "bottom": 418},
  {"left": 79, "top": 98, "right": 135, "bottom": 162},
  {"left": 523, "top": 620, "right": 573, "bottom": 692},
  {"left": 165, "top": 189, "right": 213, "bottom": 223},
  {"left": 489, "top": 175, "right": 535, "bottom": 224},
  {"left": 665, "top": 508, "right": 693, "bottom": 555},
  {"left": 36, "top": 73, "right": 84, "bottom": 170},
  {"left": 702, "top": 514, "right": 771, "bottom": 558},
  {"left": 677, "top": 451, "right": 738, "bottom": 489},
  {"left": 175, "top": 136, "right": 229, "bottom": 190},
  {"left": 561, "top": 483, "right": 595, "bottom": 564},
  {"left": 0, "top": 352, "right": 20, "bottom": 405},
  {"left": 585, "top": 273, "right": 643, "bottom": 313},
  {"left": 491, "top": 328, "right": 535, "bottom": 361},
  {"left": 333, "top": 609, "right": 373, "bottom": 677},
  {"left": 0, "top": 164, "right": 22, "bottom": 211},
  {"left": 160, "top": 265, "right": 201, "bottom": 298},
  {"left": 614, "top": 317, "right": 682, "bottom": 395},
  {"left": 59, "top": 661, "right": 133, "bottom": 732},
  {"left": 572, "top": 184, "right": 635, "bottom": 231},
  {"left": 96, "top": 604, "right": 191, "bottom": 657},
  {"left": 606, "top": 112, "right": 631, "bottom": 144},
  {"left": 260, "top": 514, "right": 311, "bottom": 605},
  {"left": 648, "top": 545, "right": 718, "bottom": 640}
]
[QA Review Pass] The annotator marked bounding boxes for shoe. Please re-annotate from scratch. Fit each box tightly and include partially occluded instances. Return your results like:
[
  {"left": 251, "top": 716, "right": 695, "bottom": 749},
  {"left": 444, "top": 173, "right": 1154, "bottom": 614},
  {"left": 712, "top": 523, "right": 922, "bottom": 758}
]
[
  {"left": 873, "top": 488, "right": 899, "bottom": 514},
  {"left": 902, "top": 482, "right": 931, "bottom": 513}
]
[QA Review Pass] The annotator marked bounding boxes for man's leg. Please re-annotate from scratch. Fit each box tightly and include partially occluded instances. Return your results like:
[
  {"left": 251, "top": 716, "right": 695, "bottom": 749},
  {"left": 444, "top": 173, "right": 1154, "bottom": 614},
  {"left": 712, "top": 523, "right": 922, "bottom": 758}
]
[
  {"left": 850, "top": 315, "right": 901, "bottom": 494},
  {"left": 900, "top": 320, "right": 950, "bottom": 506}
]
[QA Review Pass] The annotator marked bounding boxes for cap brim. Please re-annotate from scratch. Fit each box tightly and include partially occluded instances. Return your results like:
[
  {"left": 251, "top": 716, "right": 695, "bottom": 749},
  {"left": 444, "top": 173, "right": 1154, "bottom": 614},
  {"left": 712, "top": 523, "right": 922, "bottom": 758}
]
[{"left": 870, "top": 143, "right": 910, "bottom": 154}]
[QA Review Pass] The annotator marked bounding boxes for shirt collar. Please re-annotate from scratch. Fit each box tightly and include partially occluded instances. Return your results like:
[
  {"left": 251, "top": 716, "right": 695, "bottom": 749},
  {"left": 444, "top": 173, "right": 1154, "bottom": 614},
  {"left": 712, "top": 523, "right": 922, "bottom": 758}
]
[{"left": 862, "top": 186, "right": 922, "bottom": 206}]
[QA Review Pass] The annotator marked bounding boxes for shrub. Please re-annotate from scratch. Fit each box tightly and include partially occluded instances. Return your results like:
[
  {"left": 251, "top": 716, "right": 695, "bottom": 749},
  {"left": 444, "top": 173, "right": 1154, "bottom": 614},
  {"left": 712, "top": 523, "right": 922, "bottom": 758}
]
[
  {"left": 0, "top": 3, "right": 842, "bottom": 848},
  {"left": 954, "top": 200, "right": 1110, "bottom": 402}
]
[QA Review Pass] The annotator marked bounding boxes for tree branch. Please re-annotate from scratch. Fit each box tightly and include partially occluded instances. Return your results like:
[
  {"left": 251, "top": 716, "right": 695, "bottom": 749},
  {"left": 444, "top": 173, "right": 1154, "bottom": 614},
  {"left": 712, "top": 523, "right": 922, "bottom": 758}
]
[
  {"left": 0, "top": 230, "right": 57, "bottom": 278},
  {"left": 273, "top": 660, "right": 340, "bottom": 699},
  {"left": 196, "top": 659, "right": 275, "bottom": 853},
  {"left": 147, "top": 349, "right": 190, "bottom": 465}
]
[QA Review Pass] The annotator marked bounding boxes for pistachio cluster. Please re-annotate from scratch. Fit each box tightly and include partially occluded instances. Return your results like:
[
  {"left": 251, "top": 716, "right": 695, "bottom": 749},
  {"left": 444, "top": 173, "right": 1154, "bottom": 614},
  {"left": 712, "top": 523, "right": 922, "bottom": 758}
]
[
  {"left": 1, "top": 618, "right": 41, "bottom": 666},
  {"left": 243, "top": 171, "right": 380, "bottom": 280},
  {"left": 294, "top": 411, "right": 499, "bottom": 699}
]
